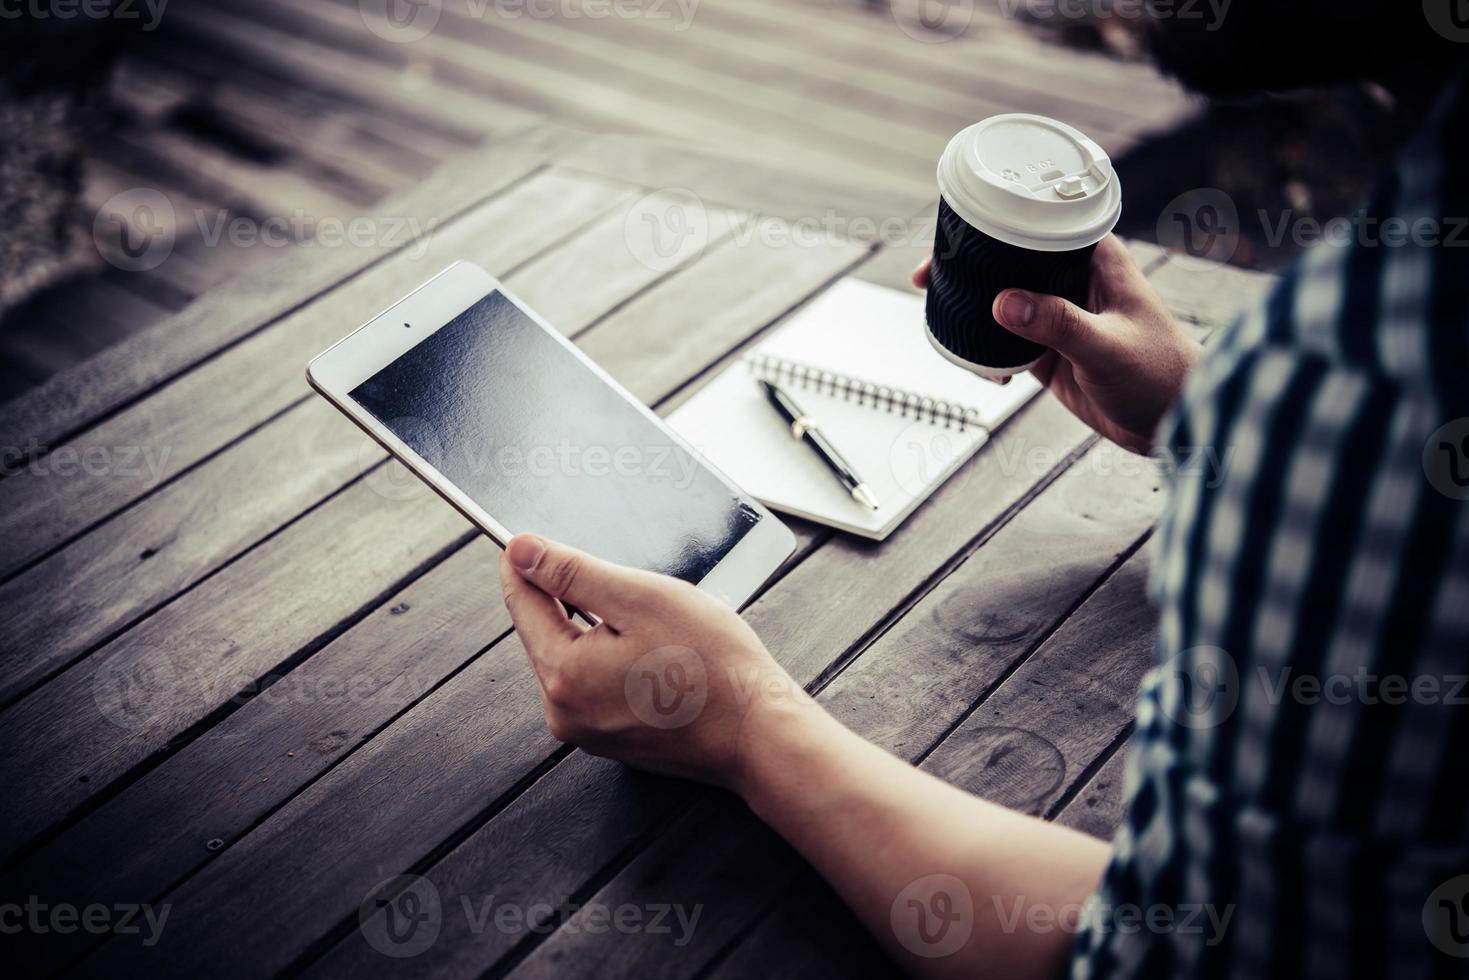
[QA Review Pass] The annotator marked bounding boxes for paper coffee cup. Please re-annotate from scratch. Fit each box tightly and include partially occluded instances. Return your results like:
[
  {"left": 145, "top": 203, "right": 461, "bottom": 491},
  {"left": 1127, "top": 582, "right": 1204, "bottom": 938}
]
[{"left": 926, "top": 114, "right": 1122, "bottom": 378}]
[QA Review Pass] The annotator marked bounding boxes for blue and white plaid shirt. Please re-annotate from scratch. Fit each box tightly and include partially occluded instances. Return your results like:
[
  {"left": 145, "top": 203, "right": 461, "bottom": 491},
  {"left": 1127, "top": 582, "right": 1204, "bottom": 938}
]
[{"left": 1072, "top": 72, "right": 1469, "bottom": 978}]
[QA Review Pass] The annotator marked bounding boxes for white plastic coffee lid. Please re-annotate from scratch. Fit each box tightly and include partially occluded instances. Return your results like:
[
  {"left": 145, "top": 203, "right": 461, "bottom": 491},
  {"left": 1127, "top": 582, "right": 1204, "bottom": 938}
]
[{"left": 937, "top": 114, "right": 1121, "bottom": 252}]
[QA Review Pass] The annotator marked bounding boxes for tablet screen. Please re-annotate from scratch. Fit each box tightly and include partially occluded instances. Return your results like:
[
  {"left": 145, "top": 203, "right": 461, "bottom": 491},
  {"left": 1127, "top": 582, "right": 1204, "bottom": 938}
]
[{"left": 349, "top": 290, "right": 760, "bottom": 583}]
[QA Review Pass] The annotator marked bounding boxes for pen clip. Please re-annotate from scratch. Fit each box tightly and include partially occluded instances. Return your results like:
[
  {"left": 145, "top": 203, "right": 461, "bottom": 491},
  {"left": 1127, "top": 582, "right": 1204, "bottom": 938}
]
[{"left": 790, "top": 416, "right": 816, "bottom": 440}]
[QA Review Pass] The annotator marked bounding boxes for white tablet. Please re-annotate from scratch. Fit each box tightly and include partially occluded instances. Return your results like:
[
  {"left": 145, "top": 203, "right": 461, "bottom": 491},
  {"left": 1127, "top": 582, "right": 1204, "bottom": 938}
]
[{"left": 307, "top": 261, "right": 796, "bottom": 609}]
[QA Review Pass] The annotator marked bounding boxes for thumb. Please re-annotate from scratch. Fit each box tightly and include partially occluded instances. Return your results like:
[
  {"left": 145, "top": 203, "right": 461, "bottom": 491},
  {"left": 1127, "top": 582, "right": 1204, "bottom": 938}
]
[
  {"left": 505, "top": 534, "right": 659, "bottom": 626},
  {"left": 993, "top": 289, "right": 1113, "bottom": 366}
]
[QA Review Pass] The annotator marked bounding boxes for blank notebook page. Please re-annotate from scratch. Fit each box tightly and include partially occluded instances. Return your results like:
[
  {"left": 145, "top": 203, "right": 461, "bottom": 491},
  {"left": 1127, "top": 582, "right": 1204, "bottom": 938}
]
[{"left": 668, "top": 279, "right": 1040, "bottom": 539}]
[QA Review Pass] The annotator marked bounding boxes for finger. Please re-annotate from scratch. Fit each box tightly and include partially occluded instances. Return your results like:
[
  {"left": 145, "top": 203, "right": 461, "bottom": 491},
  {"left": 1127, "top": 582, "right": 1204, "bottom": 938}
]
[
  {"left": 987, "top": 374, "right": 1012, "bottom": 386},
  {"left": 911, "top": 257, "right": 931, "bottom": 290},
  {"left": 499, "top": 547, "right": 581, "bottom": 671},
  {"left": 505, "top": 534, "right": 663, "bottom": 629},
  {"left": 1029, "top": 349, "right": 1061, "bottom": 389},
  {"left": 1092, "top": 235, "right": 1158, "bottom": 305},
  {"left": 992, "top": 289, "right": 1115, "bottom": 366}
]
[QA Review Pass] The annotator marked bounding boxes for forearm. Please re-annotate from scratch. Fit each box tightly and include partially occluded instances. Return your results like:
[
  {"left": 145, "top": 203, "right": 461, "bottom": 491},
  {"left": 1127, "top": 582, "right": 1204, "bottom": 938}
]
[{"left": 734, "top": 703, "right": 1111, "bottom": 980}]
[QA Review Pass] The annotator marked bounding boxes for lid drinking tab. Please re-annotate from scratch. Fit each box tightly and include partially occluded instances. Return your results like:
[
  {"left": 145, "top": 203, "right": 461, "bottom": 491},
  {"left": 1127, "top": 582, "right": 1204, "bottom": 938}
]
[{"left": 936, "top": 114, "right": 1122, "bottom": 252}]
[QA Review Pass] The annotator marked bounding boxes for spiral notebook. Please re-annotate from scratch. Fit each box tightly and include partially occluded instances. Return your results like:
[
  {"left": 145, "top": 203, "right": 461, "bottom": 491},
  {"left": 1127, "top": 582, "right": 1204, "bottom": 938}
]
[{"left": 667, "top": 278, "right": 1041, "bottom": 540}]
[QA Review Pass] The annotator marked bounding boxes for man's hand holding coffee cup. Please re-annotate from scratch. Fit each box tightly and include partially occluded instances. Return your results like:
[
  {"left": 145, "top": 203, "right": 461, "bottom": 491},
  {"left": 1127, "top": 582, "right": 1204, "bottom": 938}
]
[{"left": 913, "top": 236, "right": 1201, "bottom": 455}]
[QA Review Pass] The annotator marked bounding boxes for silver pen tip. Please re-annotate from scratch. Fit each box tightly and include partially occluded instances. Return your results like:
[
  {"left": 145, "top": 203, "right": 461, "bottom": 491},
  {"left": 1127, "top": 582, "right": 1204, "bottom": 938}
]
[{"left": 852, "top": 483, "right": 880, "bottom": 510}]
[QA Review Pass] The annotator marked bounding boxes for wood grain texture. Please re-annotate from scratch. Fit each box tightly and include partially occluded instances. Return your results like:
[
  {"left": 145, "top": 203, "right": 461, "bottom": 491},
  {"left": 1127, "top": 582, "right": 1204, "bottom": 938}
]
[
  {"left": 695, "top": 553, "right": 1158, "bottom": 980},
  {"left": 303, "top": 398, "right": 1104, "bottom": 980},
  {"left": 696, "top": 0, "right": 1191, "bottom": 150},
  {"left": 1056, "top": 737, "right": 1133, "bottom": 842},
  {"left": 59, "top": 220, "right": 867, "bottom": 977},
  {"left": 920, "top": 552, "right": 1157, "bottom": 815},
  {"left": 0, "top": 185, "right": 743, "bottom": 712},
  {"left": 158, "top": 2, "right": 527, "bottom": 144},
  {"left": 0, "top": 172, "right": 663, "bottom": 856},
  {"left": 0, "top": 125, "right": 567, "bottom": 467},
  {"left": 500, "top": 444, "right": 1163, "bottom": 979},
  {"left": 2, "top": 538, "right": 508, "bottom": 974},
  {"left": 83, "top": 386, "right": 1083, "bottom": 978},
  {"left": 0, "top": 167, "right": 624, "bottom": 584},
  {"left": 1145, "top": 253, "right": 1279, "bottom": 334}
]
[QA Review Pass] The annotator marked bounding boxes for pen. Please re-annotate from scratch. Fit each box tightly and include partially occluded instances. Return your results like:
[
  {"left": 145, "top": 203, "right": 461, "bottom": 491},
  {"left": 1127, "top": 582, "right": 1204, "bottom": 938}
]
[{"left": 758, "top": 379, "right": 880, "bottom": 510}]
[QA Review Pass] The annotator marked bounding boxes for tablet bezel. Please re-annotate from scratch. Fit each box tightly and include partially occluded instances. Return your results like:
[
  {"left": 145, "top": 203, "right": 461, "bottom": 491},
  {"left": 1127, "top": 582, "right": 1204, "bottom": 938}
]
[{"left": 306, "top": 261, "right": 795, "bottom": 610}]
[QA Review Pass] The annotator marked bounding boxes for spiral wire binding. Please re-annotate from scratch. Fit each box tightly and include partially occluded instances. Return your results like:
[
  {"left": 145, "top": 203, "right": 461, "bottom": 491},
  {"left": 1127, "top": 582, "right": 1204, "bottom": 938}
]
[{"left": 743, "top": 353, "right": 984, "bottom": 431}]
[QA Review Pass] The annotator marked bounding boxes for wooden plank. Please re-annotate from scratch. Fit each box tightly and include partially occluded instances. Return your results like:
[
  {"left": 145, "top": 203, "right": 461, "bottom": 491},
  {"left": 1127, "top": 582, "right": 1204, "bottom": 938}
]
[
  {"left": 0, "top": 278, "right": 174, "bottom": 381},
  {"left": 496, "top": 444, "right": 1162, "bottom": 978},
  {"left": 63, "top": 220, "right": 867, "bottom": 977},
  {"left": 108, "top": 54, "right": 429, "bottom": 204},
  {"left": 538, "top": 0, "right": 987, "bottom": 137},
  {"left": 82, "top": 394, "right": 1089, "bottom": 978},
  {"left": 143, "top": 45, "right": 465, "bottom": 175},
  {"left": 432, "top": 0, "right": 949, "bottom": 172},
  {"left": 5, "top": 515, "right": 827, "bottom": 976},
  {"left": 108, "top": 124, "right": 364, "bottom": 223},
  {"left": 554, "top": 132, "right": 928, "bottom": 233},
  {"left": 576, "top": 236, "right": 871, "bottom": 406},
  {"left": 706, "top": 871, "right": 901, "bottom": 980},
  {"left": 1145, "top": 253, "right": 1278, "bottom": 334},
  {"left": 155, "top": 2, "right": 525, "bottom": 144},
  {"left": 642, "top": 549, "right": 1158, "bottom": 980},
  {"left": 691, "top": 0, "right": 1185, "bottom": 151},
  {"left": 0, "top": 184, "right": 735, "bottom": 711},
  {"left": 0, "top": 124, "right": 569, "bottom": 467},
  {"left": 1, "top": 538, "right": 507, "bottom": 974},
  {"left": 653, "top": 0, "right": 1094, "bottom": 140},
  {"left": 0, "top": 173, "right": 646, "bottom": 854},
  {"left": 308, "top": 434, "right": 1156, "bottom": 980},
  {"left": 79, "top": 157, "right": 278, "bottom": 314},
  {"left": 0, "top": 164, "right": 609, "bottom": 586},
  {"left": 919, "top": 553, "right": 1156, "bottom": 814},
  {"left": 1056, "top": 737, "right": 1133, "bottom": 842},
  {"left": 245, "top": 0, "right": 933, "bottom": 198},
  {"left": 731, "top": 0, "right": 1192, "bottom": 130}
]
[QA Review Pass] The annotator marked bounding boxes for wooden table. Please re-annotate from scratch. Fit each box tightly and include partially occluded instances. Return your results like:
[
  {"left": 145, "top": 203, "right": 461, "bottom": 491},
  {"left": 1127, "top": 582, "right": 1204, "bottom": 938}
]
[{"left": 0, "top": 126, "right": 1274, "bottom": 978}]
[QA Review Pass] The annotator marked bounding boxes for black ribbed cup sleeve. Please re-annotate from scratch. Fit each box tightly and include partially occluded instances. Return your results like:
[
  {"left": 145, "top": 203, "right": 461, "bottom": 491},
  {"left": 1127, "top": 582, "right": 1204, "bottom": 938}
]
[{"left": 925, "top": 196, "right": 1096, "bottom": 371}]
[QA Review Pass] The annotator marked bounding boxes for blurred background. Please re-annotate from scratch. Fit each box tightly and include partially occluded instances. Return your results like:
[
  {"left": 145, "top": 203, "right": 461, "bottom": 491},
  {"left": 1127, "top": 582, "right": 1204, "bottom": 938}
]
[{"left": 0, "top": 0, "right": 1424, "bottom": 405}]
